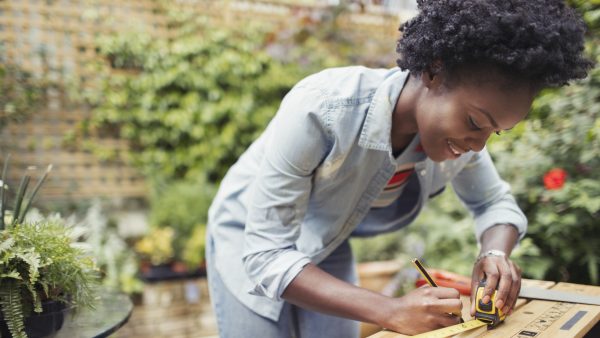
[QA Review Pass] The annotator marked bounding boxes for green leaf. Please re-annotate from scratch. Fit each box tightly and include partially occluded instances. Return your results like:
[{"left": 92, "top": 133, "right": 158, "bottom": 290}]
[
  {"left": 10, "top": 175, "right": 30, "bottom": 228},
  {"left": 0, "top": 279, "right": 27, "bottom": 338},
  {"left": 15, "top": 250, "right": 42, "bottom": 285},
  {"left": 0, "top": 237, "right": 15, "bottom": 254},
  {"left": 0, "top": 271, "right": 22, "bottom": 280}
]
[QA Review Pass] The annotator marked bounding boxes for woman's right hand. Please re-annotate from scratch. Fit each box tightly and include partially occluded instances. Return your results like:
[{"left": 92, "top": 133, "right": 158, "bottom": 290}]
[{"left": 377, "top": 286, "right": 463, "bottom": 335}]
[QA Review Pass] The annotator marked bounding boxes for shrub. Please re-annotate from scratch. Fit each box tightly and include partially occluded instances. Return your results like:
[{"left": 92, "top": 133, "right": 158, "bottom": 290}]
[
  {"left": 86, "top": 17, "right": 306, "bottom": 183},
  {"left": 353, "top": 0, "right": 599, "bottom": 285},
  {"left": 0, "top": 61, "right": 44, "bottom": 131},
  {"left": 147, "top": 178, "right": 216, "bottom": 267}
]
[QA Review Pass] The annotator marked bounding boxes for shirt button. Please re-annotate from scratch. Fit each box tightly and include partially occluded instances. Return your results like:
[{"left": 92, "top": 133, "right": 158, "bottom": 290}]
[{"left": 420, "top": 170, "right": 426, "bottom": 176}]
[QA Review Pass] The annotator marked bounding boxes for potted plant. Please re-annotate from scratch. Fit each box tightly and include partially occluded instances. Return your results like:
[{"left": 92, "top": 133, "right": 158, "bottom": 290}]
[
  {"left": 181, "top": 225, "right": 206, "bottom": 274},
  {"left": 134, "top": 178, "right": 214, "bottom": 281},
  {"left": 0, "top": 156, "right": 98, "bottom": 338},
  {"left": 78, "top": 200, "right": 144, "bottom": 296},
  {"left": 134, "top": 226, "right": 175, "bottom": 280}
]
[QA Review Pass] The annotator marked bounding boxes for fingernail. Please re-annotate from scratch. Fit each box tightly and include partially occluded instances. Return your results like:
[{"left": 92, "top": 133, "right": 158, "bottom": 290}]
[
  {"left": 483, "top": 296, "right": 490, "bottom": 303},
  {"left": 496, "top": 300, "right": 504, "bottom": 309}
]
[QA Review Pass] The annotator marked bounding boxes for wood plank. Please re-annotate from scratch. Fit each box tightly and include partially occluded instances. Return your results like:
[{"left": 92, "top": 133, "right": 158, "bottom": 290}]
[{"left": 367, "top": 279, "right": 556, "bottom": 338}]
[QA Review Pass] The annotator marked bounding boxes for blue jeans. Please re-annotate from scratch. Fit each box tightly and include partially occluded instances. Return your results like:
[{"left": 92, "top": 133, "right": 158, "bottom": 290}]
[{"left": 206, "top": 235, "right": 360, "bottom": 338}]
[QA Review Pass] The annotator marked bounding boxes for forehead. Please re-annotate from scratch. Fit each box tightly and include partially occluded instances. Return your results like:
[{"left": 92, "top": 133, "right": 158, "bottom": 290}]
[{"left": 457, "top": 81, "right": 534, "bottom": 128}]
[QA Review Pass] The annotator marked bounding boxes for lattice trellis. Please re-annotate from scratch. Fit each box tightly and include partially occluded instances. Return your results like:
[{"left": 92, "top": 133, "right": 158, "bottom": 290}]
[
  {"left": 0, "top": 0, "right": 402, "bottom": 202},
  {"left": 0, "top": 0, "right": 169, "bottom": 200}
]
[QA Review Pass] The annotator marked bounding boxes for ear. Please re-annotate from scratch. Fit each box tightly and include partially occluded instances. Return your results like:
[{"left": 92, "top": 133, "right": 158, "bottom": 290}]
[
  {"left": 421, "top": 70, "right": 444, "bottom": 90},
  {"left": 421, "top": 60, "right": 444, "bottom": 90}
]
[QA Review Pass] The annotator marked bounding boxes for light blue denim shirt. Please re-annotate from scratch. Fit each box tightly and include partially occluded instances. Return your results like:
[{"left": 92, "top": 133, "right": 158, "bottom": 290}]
[{"left": 207, "top": 66, "right": 527, "bottom": 321}]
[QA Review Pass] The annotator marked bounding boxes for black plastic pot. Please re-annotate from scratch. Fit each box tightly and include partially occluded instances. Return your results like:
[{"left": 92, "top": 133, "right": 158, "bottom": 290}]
[
  {"left": 140, "top": 261, "right": 208, "bottom": 283},
  {"left": 0, "top": 300, "right": 68, "bottom": 338}
]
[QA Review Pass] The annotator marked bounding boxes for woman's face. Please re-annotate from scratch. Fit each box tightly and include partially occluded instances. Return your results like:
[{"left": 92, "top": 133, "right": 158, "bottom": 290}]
[{"left": 415, "top": 75, "right": 534, "bottom": 162}]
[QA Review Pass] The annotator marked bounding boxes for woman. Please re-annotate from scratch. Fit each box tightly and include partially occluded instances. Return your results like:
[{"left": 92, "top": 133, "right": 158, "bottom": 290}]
[{"left": 206, "top": 0, "right": 592, "bottom": 336}]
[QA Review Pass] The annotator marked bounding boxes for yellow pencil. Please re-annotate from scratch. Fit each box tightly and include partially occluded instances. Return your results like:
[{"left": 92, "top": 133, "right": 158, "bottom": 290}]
[
  {"left": 412, "top": 258, "right": 438, "bottom": 287},
  {"left": 411, "top": 258, "right": 464, "bottom": 322}
]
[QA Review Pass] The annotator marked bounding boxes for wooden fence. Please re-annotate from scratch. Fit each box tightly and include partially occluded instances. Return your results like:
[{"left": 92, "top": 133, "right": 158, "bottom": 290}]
[{"left": 0, "top": 0, "right": 408, "bottom": 202}]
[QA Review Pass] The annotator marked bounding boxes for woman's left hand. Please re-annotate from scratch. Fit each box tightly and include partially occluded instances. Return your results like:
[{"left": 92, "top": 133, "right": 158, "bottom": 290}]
[{"left": 469, "top": 253, "right": 521, "bottom": 316}]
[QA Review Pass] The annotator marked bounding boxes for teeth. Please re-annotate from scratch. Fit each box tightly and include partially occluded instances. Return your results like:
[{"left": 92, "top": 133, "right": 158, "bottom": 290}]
[{"left": 448, "top": 141, "right": 462, "bottom": 155}]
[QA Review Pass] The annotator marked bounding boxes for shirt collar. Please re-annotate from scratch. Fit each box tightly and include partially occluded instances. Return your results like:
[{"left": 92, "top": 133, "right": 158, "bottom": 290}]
[
  {"left": 358, "top": 68, "right": 410, "bottom": 152},
  {"left": 394, "top": 134, "right": 426, "bottom": 164}
]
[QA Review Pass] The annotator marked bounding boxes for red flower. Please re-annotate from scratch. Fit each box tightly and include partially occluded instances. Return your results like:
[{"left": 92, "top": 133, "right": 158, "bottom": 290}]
[{"left": 543, "top": 168, "right": 567, "bottom": 190}]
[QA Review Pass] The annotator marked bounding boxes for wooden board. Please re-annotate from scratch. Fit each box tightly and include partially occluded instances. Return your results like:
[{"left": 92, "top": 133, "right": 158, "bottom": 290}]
[{"left": 369, "top": 281, "right": 600, "bottom": 338}]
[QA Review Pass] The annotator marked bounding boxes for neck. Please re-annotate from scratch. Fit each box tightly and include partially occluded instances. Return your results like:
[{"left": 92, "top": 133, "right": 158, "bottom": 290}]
[{"left": 391, "top": 74, "right": 421, "bottom": 153}]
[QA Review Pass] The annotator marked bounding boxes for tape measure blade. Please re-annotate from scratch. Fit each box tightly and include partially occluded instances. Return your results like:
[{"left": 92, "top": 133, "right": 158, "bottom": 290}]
[
  {"left": 409, "top": 320, "right": 487, "bottom": 338},
  {"left": 452, "top": 324, "right": 488, "bottom": 338}
]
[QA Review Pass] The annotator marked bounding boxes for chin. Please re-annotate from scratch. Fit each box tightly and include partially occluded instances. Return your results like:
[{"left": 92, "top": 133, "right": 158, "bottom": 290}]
[
  {"left": 429, "top": 155, "right": 448, "bottom": 162},
  {"left": 419, "top": 145, "right": 439, "bottom": 162}
]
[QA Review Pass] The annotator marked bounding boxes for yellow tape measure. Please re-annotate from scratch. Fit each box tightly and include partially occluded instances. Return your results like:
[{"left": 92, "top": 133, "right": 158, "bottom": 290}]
[{"left": 410, "top": 319, "right": 487, "bottom": 338}]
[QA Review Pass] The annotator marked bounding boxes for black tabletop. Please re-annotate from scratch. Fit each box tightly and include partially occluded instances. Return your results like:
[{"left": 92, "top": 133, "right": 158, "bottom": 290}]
[{"left": 54, "top": 289, "right": 133, "bottom": 338}]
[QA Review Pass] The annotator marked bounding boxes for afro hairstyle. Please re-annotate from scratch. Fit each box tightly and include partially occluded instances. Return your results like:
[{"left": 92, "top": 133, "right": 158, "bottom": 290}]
[{"left": 396, "top": 0, "right": 593, "bottom": 89}]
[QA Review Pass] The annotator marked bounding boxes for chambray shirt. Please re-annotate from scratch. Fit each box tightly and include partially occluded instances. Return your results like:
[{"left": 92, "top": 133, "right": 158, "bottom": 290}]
[{"left": 207, "top": 66, "right": 527, "bottom": 321}]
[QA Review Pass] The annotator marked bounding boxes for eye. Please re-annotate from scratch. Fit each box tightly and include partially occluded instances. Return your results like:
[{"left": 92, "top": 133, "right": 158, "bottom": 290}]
[
  {"left": 495, "top": 131, "right": 502, "bottom": 136},
  {"left": 468, "top": 116, "right": 482, "bottom": 131}
]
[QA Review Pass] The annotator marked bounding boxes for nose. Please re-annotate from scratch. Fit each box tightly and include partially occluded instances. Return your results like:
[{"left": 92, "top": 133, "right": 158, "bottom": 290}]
[{"left": 466, "top": 131, "right": 492, "bottom": 152}]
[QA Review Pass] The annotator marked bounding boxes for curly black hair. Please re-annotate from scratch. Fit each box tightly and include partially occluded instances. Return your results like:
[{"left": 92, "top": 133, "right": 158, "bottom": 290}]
[{"left": 396, "top": 0, "right": 593, "bottom": 88}]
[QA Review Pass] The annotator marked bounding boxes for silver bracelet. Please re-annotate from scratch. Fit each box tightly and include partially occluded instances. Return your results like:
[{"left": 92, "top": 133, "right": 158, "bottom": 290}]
[{"left": 476, "top": 249, "right": 506, "bottom": 263}]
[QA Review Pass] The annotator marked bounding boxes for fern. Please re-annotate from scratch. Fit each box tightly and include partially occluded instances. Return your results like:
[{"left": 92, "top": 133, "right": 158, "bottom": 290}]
[
  {"left": 0, "top": 159, "right": 97, "bottom": 337},
  {"left": 15, "top": 251, "right": 41, "bottom": 286},
  {"left": 0, "top": 279, "right": 27, "bottom": 338},
  {"left": 24, "top": 282, "right": 41, "bottom": 313},
  {"left": 16, "top": 251, "right": 43, "bottom": 314},
  {"left": 0, "top": 237, "right": 14, "bottom": 254},
  {"left": 0, "top": 271, "right": 21, "bottom": 280},
  {"left": 39, "top": 280, "right": 49, "bottom": 298}
]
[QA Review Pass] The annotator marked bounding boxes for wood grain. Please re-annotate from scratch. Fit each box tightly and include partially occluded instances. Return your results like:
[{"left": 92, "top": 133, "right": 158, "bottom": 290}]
[{"left": 367, "top": 279, "right": 557, "bottom": 338}]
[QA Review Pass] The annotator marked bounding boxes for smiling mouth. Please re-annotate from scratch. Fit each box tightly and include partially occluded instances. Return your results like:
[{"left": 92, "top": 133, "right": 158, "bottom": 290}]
[{"left": 447, "top": 140, "right": 469, "bottom": 156}]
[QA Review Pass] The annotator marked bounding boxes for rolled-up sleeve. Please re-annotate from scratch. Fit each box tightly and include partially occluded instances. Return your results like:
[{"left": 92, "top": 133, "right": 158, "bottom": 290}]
[
  {"left": 242, "top": 84, "right": 331, "bottom": 301},
  {"left": 451, "top": 148, "right": 527, "bottom": 244}
]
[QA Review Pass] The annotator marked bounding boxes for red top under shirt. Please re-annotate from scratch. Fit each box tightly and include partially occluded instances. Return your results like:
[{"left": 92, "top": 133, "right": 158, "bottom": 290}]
[{"left": 371, "top": 135, "right": 425, "bottom": 208}]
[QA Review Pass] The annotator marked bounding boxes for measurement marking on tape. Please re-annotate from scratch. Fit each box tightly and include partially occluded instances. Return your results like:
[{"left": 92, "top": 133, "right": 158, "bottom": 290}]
[
  {"left": 560, "top": 310, "right": 588, "bottom": 330},
  {"left": 512, "top": 302, "right": 575, "bottom": 338},
  {"left": 410, "top": 320, "right": 487, "bottom": 338}
]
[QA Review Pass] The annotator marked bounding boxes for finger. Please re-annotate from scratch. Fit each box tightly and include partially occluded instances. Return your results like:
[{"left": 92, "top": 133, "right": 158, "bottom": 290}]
[
  {"left": 433, "top": 298, "right": 463, "bottom": 314},
  {"left": 470, "top": 265, "right": 482, "bottom": 316},
  {"left": 494, "top": 261, "right": 513, "bottom": 311},
  {"left": 504, "top": 262, "right": 522, "bottom": 314},
  {"left": 430, "top": 287, "right": 461, "bottom": 299},
  {"left": 483, "top": 266, "right": 500, "bottom": 305},
  {"left": 437, "top": 313, "right": 463, "bottom": 328},
  {"left": 427, "top": 312, "right": 462, "bottom": 330}
]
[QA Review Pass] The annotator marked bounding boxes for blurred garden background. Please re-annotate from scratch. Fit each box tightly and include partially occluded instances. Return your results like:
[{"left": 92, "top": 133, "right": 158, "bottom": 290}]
[{"left": 0, "top": 0, "right": 598, "bottom": 337}]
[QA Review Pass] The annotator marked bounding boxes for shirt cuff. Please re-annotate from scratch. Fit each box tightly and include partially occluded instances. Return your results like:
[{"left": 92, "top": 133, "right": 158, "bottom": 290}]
[{"left": 247, "top": 250, "right": 311, "bottom": 301}]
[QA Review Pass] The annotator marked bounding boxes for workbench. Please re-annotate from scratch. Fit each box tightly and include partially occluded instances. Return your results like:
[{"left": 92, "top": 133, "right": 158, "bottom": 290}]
[{"left": 368, "top": 279, "right": 600, "bottom": 338}]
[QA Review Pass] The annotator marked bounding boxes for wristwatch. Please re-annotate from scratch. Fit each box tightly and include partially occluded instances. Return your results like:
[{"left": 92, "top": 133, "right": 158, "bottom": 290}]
[{"left": 476, "top": 249, "right": 506, "bottom": 263}]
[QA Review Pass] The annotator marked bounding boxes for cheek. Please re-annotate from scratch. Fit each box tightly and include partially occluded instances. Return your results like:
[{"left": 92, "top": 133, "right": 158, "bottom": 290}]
[
  {"left": 417, "top": 100, "right": 455, "bottom": 139},
  {"left": 415, "top": 98, "right": 467, "bottom": 161},
  {"left": 416, "top": 104, "right": 450, "bottom": 154}
]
